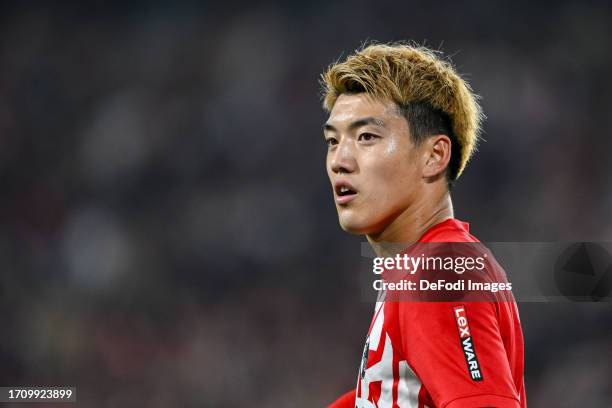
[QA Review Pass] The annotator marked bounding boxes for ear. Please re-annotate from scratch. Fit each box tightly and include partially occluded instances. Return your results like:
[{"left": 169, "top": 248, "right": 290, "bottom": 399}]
[{"left": 422, "top": 135, "right": 451, "bottom": 179}]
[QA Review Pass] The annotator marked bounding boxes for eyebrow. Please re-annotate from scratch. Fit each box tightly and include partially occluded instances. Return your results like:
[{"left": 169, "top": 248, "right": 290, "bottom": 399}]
[{"left": 323, "top": 117, "right": 386, "bottom": 132}]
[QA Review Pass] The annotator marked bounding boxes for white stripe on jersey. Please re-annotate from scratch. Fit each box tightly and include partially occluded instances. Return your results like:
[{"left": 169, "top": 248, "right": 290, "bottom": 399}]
[
  {"left": 397, "top": 360, "right": 421, "bottom": 408},
  {"left": 356, "top": 301, "right": 423, "bottom": 408}
]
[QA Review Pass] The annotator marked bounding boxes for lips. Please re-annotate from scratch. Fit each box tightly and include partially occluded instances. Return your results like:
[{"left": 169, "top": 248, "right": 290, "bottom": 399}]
[{"left": 334, "top": 180, "right": 358, "bottom": 204}]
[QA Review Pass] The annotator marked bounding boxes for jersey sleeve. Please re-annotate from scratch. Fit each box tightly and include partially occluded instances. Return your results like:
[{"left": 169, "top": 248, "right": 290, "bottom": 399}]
[
  {"left": 398, "top": 301, "right": 521, "bottom": 408},
  {"left": 327, "top": 389, "right": 355, "bottom": 408}
]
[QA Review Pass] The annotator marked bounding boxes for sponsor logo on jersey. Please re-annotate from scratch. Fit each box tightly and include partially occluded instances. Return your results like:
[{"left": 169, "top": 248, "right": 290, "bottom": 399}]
[{"left": 453, "top": 305, "right": 483, "bottom": 381}]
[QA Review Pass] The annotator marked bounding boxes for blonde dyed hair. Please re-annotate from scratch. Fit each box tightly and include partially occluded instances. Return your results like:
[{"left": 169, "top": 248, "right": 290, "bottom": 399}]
[{"left": 321, "top": 43, "right": 483, "bottom": 179}]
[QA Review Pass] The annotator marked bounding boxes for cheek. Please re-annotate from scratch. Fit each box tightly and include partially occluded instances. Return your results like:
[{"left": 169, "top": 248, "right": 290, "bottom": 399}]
[{"left": 362, "top": 149, "right": 417, "bottom": 201}]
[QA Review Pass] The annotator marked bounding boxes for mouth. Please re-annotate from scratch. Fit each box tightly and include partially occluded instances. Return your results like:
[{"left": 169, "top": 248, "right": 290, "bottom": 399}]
[{"left": 334, "top": 181, "right": 358, "bottom": 205}]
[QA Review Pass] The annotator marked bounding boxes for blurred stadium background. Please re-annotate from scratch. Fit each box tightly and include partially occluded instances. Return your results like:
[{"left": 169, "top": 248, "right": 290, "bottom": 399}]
[{"left": 0, "top": 1, "right": 611, "bottom": 407}]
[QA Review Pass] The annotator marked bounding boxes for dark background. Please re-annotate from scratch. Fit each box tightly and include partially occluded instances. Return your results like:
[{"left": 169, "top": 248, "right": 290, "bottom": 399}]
[{"left": 0, "top": 1, "right": 611, "bottom": 406}]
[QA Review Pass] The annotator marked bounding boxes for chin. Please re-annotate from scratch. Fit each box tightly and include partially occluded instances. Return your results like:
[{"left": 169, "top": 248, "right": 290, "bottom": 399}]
[
  {"left": 338, "top": 212, "right": 379, "bottom": 235},
  {"left": 338, "top": 222, "right": 363, "bottom": 235}
]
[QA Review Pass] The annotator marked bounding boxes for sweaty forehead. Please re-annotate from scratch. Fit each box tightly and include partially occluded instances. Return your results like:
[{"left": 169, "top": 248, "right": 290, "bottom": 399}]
[{"left": 327, "top": 94, "right": 402, "bottom": 126}]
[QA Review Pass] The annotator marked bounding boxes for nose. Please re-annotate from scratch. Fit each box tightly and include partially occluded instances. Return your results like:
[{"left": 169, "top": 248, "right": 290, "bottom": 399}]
[{"left": 330, "top": 138, "right": 357, "bottom": 175}]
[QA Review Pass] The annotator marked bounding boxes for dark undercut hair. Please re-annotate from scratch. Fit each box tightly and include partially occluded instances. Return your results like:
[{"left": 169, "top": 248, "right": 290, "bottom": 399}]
[{"left": 398, "top": 101, "right": 462, "bottom": 189}]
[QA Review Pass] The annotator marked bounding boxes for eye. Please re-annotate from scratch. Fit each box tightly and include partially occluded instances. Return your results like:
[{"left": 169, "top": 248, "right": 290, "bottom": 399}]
[
  {"left": 325, "top": 137, "right": 338, "bottom": 147},
  {"left": 358, "top": 133, "right": 379, "bottom": 142}
]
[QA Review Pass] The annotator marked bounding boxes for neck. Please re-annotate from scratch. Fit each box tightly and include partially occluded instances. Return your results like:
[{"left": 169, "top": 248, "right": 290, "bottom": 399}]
[{"left": 366, "top": 191, "right": 454, "bottom": 257}]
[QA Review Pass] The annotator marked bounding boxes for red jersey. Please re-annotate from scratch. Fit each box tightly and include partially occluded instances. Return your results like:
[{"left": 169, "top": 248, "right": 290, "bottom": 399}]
[{"left": 329, "top": 218, "right": 526, "bottom": 408}]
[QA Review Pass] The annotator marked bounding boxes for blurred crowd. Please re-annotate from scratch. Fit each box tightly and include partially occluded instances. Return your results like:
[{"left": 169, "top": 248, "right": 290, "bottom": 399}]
[{"left": 0, "top": 1, "right": 611, "bottom": 406}]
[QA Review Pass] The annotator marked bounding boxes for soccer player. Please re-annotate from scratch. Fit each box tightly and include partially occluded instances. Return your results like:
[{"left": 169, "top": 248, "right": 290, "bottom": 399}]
[{"left": 322, "top": 43, "right": 526, "bottom": 407}]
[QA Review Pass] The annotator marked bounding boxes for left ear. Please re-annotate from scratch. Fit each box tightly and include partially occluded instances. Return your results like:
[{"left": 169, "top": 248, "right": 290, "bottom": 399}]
[{"left": 422, "top": 135, "right": 451, "bottom": 178}]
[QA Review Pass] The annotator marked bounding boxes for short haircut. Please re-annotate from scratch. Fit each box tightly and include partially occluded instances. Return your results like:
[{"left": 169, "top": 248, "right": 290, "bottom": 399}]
[{"left": 320, "top": 42, "right": 483, "bottom": 183}]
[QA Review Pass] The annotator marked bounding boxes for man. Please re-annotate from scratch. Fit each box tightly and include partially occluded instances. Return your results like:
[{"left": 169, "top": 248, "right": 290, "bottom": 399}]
[{"left": 322, "top": 43, "right": 525, "bottom": 407}]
